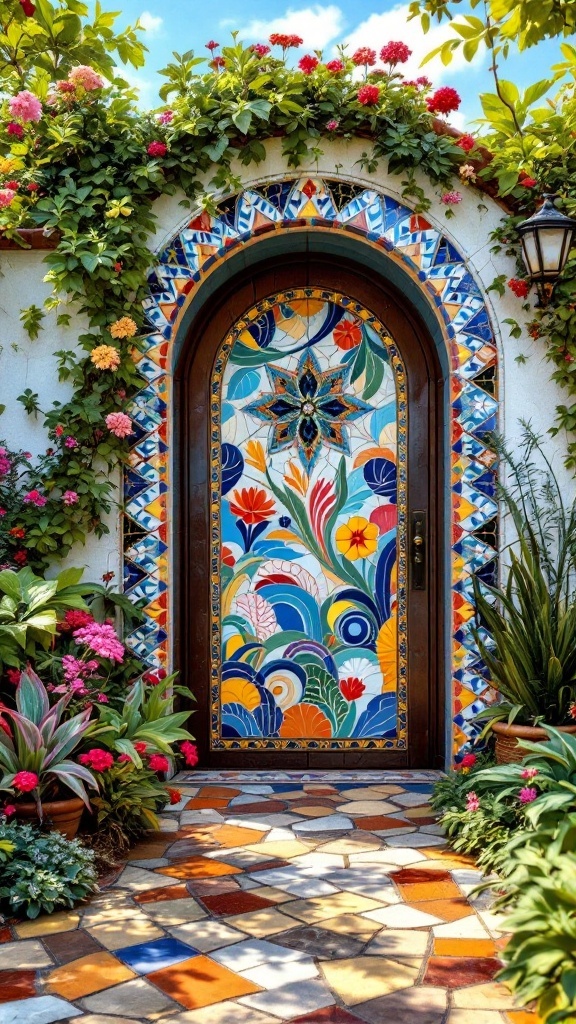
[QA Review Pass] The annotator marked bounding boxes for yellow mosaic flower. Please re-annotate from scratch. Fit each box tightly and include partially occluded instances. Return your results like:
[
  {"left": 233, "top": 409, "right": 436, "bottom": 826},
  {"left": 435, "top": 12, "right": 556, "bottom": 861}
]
[
  {"left": 109, "top": 316, "right": 138, "bottom": 339},
  {"left": 90, "top": 344, "right": 121, "bottom": 370},
  {"left": 244, "top": 440, "right": 267, "bottom": 473},
  {"left": 335, "top": 516, "right": 379, "bottom": 560}
]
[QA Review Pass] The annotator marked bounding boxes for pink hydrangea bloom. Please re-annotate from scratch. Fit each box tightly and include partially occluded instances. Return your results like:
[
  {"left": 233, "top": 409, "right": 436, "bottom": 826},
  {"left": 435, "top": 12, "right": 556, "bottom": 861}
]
[
  {"left": 62, "top": 490, "right": 79, "bottom": 505},
  {"left": 0, "top": 189, "right": 16, "bottom": 208},
  {"left": 73, "top": 621, "right": 124, "bottom": 662},
  {"left": 9, "top": 90, "right": 42, "bottom": 122},
  {"left": 157, "top": 111, "right": 173, "bottom": 124},
  {"left": 250, "top": 43, "right": 270, "bottom": 56},
  {"left": 68, "top": 66, "right": 104, "bottom": 91},
  {"left": 147, "top": 141, "right": 167, "bottom": 157},
  {"left": 521, "top": 767, "right": 538, "bottom": 779},
  {"left": 106, "top": 412, "right": 134, "bottom": 438},
  {"left": 0, "top": 447, "right": 11, "bottom": 476},
  {"left": 465, "top": 791, "right": 480, "bottom": 812},
  {"left": 441, "top": 191, "right": 463, "bottom": 205},
  {"left": 23, "top": 489, "right": 47, "bottom": 507},
  {"left": 326, "top": 119, "right": 339, "bottom": 131},
  {"left": 64, "top": 436, "right": 78, "bottom": 448},
  {"left": 519, "top": 786, "right": 538, "bottom": 804}
]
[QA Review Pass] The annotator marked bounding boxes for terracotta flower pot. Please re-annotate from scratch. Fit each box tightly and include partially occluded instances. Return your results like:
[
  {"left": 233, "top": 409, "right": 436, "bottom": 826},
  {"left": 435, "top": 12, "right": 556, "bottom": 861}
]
[
  {"left": 14, "top": 796, "right": 85, "bottom": 839},
  {"left": 492, "top": 720, "right": 576, "bottom": 764}
]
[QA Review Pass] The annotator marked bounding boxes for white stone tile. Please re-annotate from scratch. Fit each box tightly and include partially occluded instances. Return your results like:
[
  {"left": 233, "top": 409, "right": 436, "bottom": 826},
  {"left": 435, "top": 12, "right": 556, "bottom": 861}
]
[
  {"left": 168, "top": 1004, "right": 280, "bottom": 1024},
  {"left": 0, "top": 996, "right": 80, "bottom": 1023},
  {"left": 241, "top": 957, "right": 318, "bottom": 989},
  {"left": 180, "top": 810, "right": 225, "bottom": 824},
  {"left": 293, "top": 815, "right": 353, "bottom": 833},
  {"left": 113, "top": 866, "right": 180, "bottom": 892},
  {"left": 350, "top": 849, "right": 427, "bottom": 866},
  {"left": 167, "top": 919, "right": 245, "bottom": 952},
  {"left": 364, "top": 929, "right": 431, "bottom": 957},
  {"left": 238, "top": 978, "right": 333, "bottom": 1016},
  {"left": 363, "top": 904, "right": 443, "bottom": 928},
  {"left": 433, "top": 916, "right": 491, "bottom": 939},
  {"left": 212, "top": 937, "right": 308, "bottom": 972},
  {"left": 0, "top": 940, "right": 53, "bottom": 969},
  {"left": 382, "top": 832, "right": 446, "bottom": 848}
]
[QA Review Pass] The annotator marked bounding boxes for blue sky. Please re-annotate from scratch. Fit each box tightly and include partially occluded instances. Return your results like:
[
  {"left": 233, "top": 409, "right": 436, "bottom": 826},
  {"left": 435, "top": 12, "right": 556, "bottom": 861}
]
[{"left": 112, "top": 1, "right": 560, "bottom": 128}]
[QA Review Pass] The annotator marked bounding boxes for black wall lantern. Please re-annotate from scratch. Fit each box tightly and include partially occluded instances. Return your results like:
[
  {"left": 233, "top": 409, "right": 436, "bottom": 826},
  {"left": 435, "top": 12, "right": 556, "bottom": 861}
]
[{"left": 517, "top": 195, "right": 576, "bottom": 306}]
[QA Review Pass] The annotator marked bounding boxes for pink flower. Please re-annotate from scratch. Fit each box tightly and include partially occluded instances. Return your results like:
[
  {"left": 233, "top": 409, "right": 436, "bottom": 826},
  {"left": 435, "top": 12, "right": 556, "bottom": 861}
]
[
  {"left": 3, "top": 804, "right": 16, "bottom": 817},
  {"left": 457, "top": 134, "right": 475, "bottom": 152},
  {"left": 62, "top": 490, "right": 79, "bottom": 505},
  {"left": 519, "top": 786, "right": 538, "bottom": 804},
  {"left": 23, "top": 489, "right": 47, "bottom": 507},
  {"left": 326, "top": 119, "right": 339, "bottom": 131},
  {"left": 465, "top": 791, "right": 480, "bottom": 812},
  {"left": 105, "top": 412, "right": 133, "bottom": 438},
  {"left": 13, "top": 770, "right": 39, "bottom": 792},
  {"left": 9, "top": 90, "right": 42, "bottom": 122},
  {"left": 0, "top": 508, "right": 5, "bottom": 517},
  {"left": 352, "top": 47, "right": 376, "bottom": 67},
  {"left": 97, "top": 693, "right": 109, "bottom": 703},
  {"left": 79, "top": 748, "right": 114, "bottom": 771},
  {"left": 64, "top": 436, "right": 78, "bottom": 448},
  {"left": 441, "top": 191, "right": 463, "bottom": 205},
  {"left": 0, "top": 448, "right": 11, "bottom": 476},
  {"left": 205, "top": 40, "right": 219, "bottom": 51},
  {"left": 6, "top": 122, "right": 24, "bottom": 137},
  {"left": 181, "top": 740, "right": 199, "bottom": 767},
  {"left": 147, "top": 141, "right": 167, "bottom": 157},
  {"left": 299, "top": 54, "right": 319, "bottom": 74},
  {"left": 73, "top": 621, "right": 124, "bottom": 662},
  {"left": 380, "top": 41, "right": 412, "bottom": 65},
  {"left": 460, "top": 752, "right": 477, "bottom": 768},
  {"left": 250, "top": 43, "right": 271, "bottom": 57},
  {"left": 149, "top": 753, "right": 170, "bottom": 773},
  {"left": 325, "top": 59, "right": 345, "bottom": 73},
  {"left": 0, "top": 188, "right": 16, "bottom": 207},
  {"left": 427, "top": 86, "right": 461, "bottom": 115},
  {"left": 134, "top": 742, "right": 147, "bottom": 754},
  {"left": 157, "top": 111, "right": 173, "bottom": 124},
  {"left": 117, "top": 753, "right": 132, "bottom": 763},
  {"left": 357, "top": 84, "right": 380, "bottom": 106},
  {"left": 521, "top": 767, "right": 538, "bottom": 779},
  {"left": 68, "top": 66, "right": 104, "bottom": 91}
]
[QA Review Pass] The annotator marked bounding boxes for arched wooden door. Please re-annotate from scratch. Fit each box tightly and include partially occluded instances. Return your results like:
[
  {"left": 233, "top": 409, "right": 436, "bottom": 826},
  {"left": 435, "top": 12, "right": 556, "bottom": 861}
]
[{"left": 177, "top": 255, "right": 444, "bottom": 768}]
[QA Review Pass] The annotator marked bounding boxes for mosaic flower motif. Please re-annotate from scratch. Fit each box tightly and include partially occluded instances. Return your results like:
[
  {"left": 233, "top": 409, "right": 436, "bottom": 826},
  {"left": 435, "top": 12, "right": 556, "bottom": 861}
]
[
  {"left": 335, "top": 516, "right": 379, "bottom": 560},
  {"left": 244, "top": 348, "right": 372, "bottom": 471}
]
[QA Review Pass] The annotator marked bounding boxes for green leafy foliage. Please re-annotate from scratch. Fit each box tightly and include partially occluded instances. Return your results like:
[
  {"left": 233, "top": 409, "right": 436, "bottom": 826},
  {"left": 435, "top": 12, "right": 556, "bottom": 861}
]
[
  {"left": 0, "top": 565, "right": 93, "bottom": 667},
  {"left": 89, "top": 759, "right": 170, "bottom": 848},
  {"left": 0, "top": 819, "right": 97, "bottom": 919},
  {"left": 87, "top": 676, "right": 194, "bottom": 762}
]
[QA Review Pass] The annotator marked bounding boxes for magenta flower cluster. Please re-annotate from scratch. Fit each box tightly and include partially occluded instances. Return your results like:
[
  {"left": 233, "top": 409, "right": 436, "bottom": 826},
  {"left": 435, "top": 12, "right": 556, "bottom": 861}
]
[{"left": 73, "top": 621, "right": 125, "bottom": 663}]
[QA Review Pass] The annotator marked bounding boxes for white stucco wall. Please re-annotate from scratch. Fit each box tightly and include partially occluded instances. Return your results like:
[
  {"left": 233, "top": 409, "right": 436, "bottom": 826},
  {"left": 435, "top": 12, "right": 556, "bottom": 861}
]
[{"left": 0, "top": 136, "right": 572, "bottom": 582}]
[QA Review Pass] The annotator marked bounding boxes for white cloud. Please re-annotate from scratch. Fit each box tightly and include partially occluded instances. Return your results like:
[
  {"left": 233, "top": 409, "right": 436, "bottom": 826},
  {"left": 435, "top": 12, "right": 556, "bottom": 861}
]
[
  {"left": 139, "top": 11, "right": 164, "bottom": 37},
  {"left": 344, "top": 4, "right": 486, "bottom": 82},
  {"left": 236, "top": 4, "right": 345, "bottom": 51},
  {"left": 116, "top": 68, "right": 159, "bottom": 108}
]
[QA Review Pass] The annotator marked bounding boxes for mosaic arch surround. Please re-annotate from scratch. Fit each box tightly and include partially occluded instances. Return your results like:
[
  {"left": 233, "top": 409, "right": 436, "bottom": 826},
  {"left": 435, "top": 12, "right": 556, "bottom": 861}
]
[{"left": 124, "top": 175, "right": 499, "bottom": 758}]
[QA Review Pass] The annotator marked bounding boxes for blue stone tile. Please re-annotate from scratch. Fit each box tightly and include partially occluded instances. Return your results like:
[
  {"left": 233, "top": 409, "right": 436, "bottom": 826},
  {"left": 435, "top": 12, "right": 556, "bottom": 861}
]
[{"left": 115, "top": 937, "right": 199, "bottom": 974}]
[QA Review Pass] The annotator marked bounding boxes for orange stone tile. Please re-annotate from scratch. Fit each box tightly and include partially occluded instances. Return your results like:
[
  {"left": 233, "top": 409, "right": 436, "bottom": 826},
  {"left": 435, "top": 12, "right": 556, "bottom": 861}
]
[
  {"left": 185, "top": 798, "right": 231, "bottom": 809},
  {"left": 397, "top": 880, "right": 462, "bottom": 902},
  {"left": 505, "top": 1012, "right": 543, "bottom": 1024},
  {"left": 135, "top": 883, "right": 190, "bottom": 904},
  {"left": 434, "top": 938, "right": 498, "bottom": 958},
  {"left": 158, "top": 856, "right": 241, "bottom": 879},
  {"left": 409, "top": 898, "right": 474, "bottom": 922},
  {"left": 126, "top": 842, "right": 168, "bottom": 861},
  {"left": 46, "top": 952, "right": 136, "bottom": 999},
  {"left": 196, "top": 786, "right": 241, "bottom": 799},
  {"left": 148, "top": 954, "right": 261, "bottom": 1009},
  {"left": 210, "top": 825, "right": 267, "bottom": 847},
  {"left": 355, "top": 815, "right": 412, "bottom": 832},
  {"left": 421, "top": 849, "right": 474, "bottom": 867}
]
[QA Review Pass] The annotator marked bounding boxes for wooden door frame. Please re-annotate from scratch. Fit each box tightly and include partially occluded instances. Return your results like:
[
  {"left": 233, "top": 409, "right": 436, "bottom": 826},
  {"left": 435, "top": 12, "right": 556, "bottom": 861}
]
[{"left": 174, "top": 252, "right": 446, "bottom": 768}]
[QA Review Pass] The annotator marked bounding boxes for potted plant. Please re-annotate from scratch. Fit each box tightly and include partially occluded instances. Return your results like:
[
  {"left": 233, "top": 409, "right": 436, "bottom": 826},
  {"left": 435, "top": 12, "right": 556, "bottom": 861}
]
[
  {"left": 473, "top": 424, "right": 576, "bottom": 763},
  {"left": 0, "top": 667, "right": 97, "bottom": 837}
]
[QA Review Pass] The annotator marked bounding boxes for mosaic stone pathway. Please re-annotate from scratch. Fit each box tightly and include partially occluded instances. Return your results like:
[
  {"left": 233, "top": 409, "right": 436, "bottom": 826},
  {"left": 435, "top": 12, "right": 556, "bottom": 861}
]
[{"left": 0, "top": 772, "right": 541, "bottom": 1024}]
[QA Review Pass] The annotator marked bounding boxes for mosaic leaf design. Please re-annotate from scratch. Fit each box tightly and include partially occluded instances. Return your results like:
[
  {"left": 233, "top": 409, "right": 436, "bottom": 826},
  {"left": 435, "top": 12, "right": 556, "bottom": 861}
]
[{"left": 304, "top": 665, "right": 349, "bottom": 733}]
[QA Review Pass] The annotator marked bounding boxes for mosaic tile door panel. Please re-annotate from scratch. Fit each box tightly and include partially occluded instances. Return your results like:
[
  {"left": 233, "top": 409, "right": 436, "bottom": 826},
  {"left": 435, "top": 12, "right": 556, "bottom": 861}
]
[{"left": 213, "top": 289, "right": 407, "bottom": 750}]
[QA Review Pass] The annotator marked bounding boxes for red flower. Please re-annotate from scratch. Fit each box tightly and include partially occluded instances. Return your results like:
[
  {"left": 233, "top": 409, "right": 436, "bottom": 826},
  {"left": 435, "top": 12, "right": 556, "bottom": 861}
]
[
  {"left": 230, "top": 486, "right": 275, "bottom": 524},
  {"left": 79, "top": 748, "right": 114, "bottom": 771},
  {"left": 457, "top": 134, "right": 475, "bottom": 152},
  {"left": 117, "top": 753, "right": 132, "bottom": 763},
  {"left": 325, "top": 59, "right": 345, "bottom": 74},
  {"left": 334, "top": 319, "right": 362, "bottom": 349},
  {"left": 460, "top": 752, "right": 477, "bottom": 768},
  {"left": 426, "top": 86, "right": 461, "bottom": 115},
  {"left": 114, "top": 261, "right": 123, "bottom": 273},
  {"left": 143, "top": 667, "right": 167, "bottom": 686},
  {"left": 0, "top": 703, "right": 11, "bottom": 739},
  {"left": 222, "top": 545, "right": 236, "bottom": 567},
  {"left": 357, "top": 84, "right": 380, "bottom": 107},
  {"left": 299, "top": 54, "right": 319, "bottom": 74},
  {"left": 205, "top": 40, "right": 219, "bottom": 50},
  {"left": 380, "top": 41, "right": 412, "bottom": 65},
  {"left": 149, "top": 753, "right": 170, "bottom": 773},
  {"left": 352, "top": 47, "right": 376, "bottom": 67},
  {"left": 19, "top": 0, "right": 36, "bottom": 16},
  {"left": 210, "top": 56, "right": 226, "bottom": 69},
  {"left": 508, "top": 278, "right": 530, "bottom": 299},
  {"left": 6, "top": 668, "right": 21, "bottom": 685},
  {"left": 181, "top": 740, "right": 199, "bottom": 767},
  {"left": 520, "top": 175, "right": 537, "bottom": 188},
  {"left": 102, "top": 571, "right": 115, "bottom": 582},
  {"left": 13, "top": 550, "right": 27, "bottom": 565},
  {"left": 6, "top": 122, "right": 24, "bottom": 137},
  {"left": 168, "top": 787, "right": 182, "bottom": 804},
  {"left": 147, "top": 141, "right": 167, "bottom": 157},
  {"left": 58, "top": 609, "right": 94, "bottom": 633},
  {"left": 339, "top": 677, "right": 366, "bottom": 701},
  {"left": 134, "top": 741, "right": 148, "bottom": 754},
  {"left": 3, "top": 804, "right": 16, "bottom": 817},
  {"left": 9, "top": 526, "right": 25, "bottom": 538},
  {"left": 54, "top": 424, "right": 64, "bottom": 436},
  {"left": 569, "top": 702, "right": 576, "bottom": 720},
  {"left": 13, "top": 770, "right": 38, "bottom": 792},
  {"left": 5, "top": 180, "right": 19, "bottom": 190},
  {"left": 269, "top": 33, "right": 303, "bottom": 49},
  {"left": 250, "top": 44, "right": 271, "bottom": 56},
  {"left": 26, "top": 182, "right": 39, "bottom": 191}
]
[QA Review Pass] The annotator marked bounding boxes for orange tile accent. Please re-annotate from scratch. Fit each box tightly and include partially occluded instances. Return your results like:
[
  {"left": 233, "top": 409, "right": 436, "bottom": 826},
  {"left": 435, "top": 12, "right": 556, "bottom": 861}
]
[
  {"left": 135, "top": 884, "right": 190, "bottom": 904},
  {"left": 196, "top": 787, "right": 241, "bottom": 799},
  {"left": 46, "top": 952, "right": 136, "bottom": 999},
  {"left": 505, "top": 1012, "right": 543, "bottom": 1024},
  {"left": 355, "top": 815, "right": 412, "bottom": 832},
  {"left": 398, "top": 880, "right": 462, "bottom": 902},
  {"left": 148, "top": 955, "right": 261, "bottom": 1009},
  {"left": 434, "top": 938, "right": 498, "bottom": 958},
  {"left": 408, "top": 898, "right": 474, "bottom": 922},
  {"left": 185, "top": 798, "right": 231, "bottom": 809},
  {"left": 210, "top": 826, "right": 268, "bottom": 848},
  {"left": 158, "top": 856, "right": 241, "bottom": 879},
  {"left": 421, "top": 849, "right": 474, "bottom": 867}
]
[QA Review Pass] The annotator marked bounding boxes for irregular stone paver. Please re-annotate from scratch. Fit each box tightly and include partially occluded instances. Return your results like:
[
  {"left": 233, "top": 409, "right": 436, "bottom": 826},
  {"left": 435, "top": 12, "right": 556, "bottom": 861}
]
[{"left": 0, "top": 770, "right": 542, "bottom": 1024}]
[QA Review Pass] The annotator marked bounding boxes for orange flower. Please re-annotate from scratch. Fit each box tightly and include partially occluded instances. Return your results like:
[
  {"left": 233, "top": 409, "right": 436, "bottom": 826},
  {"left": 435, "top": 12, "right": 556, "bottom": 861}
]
[
  {"left": 333, "top": 318, "right": 362, "bottom": 350},
  {"left": 90, "top": 344, "right": 121, "bottom": 370},
  {"left": 335, "top": 516, "right": 379, "bottom": 560},
  {"left": 110, "top": 316, "right": 137, "bottom": 339},
  {"left": 230, "top": 486, "right": 275, "bottom": 524}
]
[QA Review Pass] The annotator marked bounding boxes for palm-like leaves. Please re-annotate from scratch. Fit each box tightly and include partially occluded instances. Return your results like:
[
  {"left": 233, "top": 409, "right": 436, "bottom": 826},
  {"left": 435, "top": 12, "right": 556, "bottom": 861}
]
[
  {"left": 0, "top": 667, "right": 97, "bottom": 811},
  {"left": 86, "top": 678, "right": 193, "bottom": 766}
]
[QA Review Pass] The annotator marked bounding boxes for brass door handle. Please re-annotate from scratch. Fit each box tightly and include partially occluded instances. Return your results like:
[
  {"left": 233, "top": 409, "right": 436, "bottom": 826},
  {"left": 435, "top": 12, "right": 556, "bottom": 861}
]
[{"left": 411, "top": 512, "right": 427, "bottom": 590}]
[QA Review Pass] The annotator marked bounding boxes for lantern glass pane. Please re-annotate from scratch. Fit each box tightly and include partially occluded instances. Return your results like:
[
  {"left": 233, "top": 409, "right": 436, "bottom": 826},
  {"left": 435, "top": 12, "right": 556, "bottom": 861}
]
[
  {"left": 521, "top": 230, "right": 539, "bottom": 277},
  {"left": 538, "top": 226, "right": 568, "bottom": 274}
]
